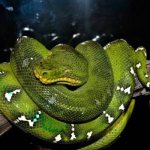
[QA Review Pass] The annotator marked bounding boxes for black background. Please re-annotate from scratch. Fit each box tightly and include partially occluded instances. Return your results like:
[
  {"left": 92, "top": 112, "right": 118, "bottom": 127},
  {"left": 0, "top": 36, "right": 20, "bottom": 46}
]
[{"left": 0, "top": 0, "right": 149, "bottom": 149}]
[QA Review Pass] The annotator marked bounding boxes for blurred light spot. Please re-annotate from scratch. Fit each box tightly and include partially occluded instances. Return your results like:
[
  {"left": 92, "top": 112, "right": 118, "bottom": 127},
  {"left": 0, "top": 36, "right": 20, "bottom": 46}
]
[
  {"left": 102, "top": 33, "right": 106, "bottom": 37},
  {"left": 72, "top": 33, "right": 80, "bottom": 39},
  {"left": 18, "top": 26, "right": 34, "bottom": 37},
  {"left": 71, "top": 21, "right": 76, "bottom": 26},
  {"left": 51, "top": 36, "right": 59, "bottom": 41},
  {"left": 5, "top": 6, "right": 14, "bottom": 11},
  {"left": 35, "top": 13, "right": 40, "bottom": 20},
  {"left": 110, "top": 34, "right": 114, "bottom": 37},
  {"left": 92, "top": 35, "right": 100, "bottom": 41},
  {"left": 22, "top": 26, "right": 34, "bottom": 32},
  {"left": 51, "top": 33, "right": 57, "bottom": 37},
  {"left": 3, "top": 48, "right": 13, "bottom": 52}
]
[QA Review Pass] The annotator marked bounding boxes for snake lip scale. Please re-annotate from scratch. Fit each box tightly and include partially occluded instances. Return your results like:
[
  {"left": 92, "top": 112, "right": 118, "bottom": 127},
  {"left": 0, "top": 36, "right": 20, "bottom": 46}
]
[{"left": 0, "top": 36, "right": 149, "bottom": 149}]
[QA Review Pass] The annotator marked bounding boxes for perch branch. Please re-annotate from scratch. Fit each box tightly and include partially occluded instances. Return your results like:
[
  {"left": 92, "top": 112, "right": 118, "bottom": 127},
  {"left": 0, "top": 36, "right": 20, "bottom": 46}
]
[{"left": 133, "top": 60, "right": 150, "bottom": 97}]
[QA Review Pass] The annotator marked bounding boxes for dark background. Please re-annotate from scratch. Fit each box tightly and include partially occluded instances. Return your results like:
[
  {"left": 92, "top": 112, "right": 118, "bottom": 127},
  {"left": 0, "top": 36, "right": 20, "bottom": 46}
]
[{"left": 0, "top": 0, "right": 149, "bottom": 149}]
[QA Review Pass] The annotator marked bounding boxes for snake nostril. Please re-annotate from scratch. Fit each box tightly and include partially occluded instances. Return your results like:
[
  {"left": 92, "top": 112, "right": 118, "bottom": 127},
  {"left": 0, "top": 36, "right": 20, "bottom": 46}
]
[{"left": 42, "top": 72, "right": 47, "bottom": 76}]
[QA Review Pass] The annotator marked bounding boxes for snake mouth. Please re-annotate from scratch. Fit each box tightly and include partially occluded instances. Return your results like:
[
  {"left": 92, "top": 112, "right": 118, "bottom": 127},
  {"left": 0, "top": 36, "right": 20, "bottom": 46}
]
[{"left": 34, "top": 69, "right": 81, "bottom": 86}]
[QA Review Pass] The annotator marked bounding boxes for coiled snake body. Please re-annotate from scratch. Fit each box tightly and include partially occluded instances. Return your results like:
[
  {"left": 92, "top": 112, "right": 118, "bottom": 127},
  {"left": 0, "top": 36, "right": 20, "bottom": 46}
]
[{"left": 0, "top": 37, "right": 149, "bottom": 149}]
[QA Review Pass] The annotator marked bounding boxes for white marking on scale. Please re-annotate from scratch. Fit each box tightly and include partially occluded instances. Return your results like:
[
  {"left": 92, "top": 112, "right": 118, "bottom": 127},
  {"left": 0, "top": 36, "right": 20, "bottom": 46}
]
[
  {"left": 95, "top": 99, "right": 100, "bottom": 106},
  {"left": 0, "top": 71, "right": 5, "bottom": 75},
  {"left": 70, "top": 132, "right": 76, "bottom": 140},
  {"left": 116, "top": 86, "right": 131, "bottom": 95},
  {"left": 119, "top": 104, "right": 125, "bottom": 111},
  {"left": 70, "top": 124, "right": 76, "bottom": 140},
  {"left": 130, "top": 67, "right": 136, "bottom": 76},
  {"left": 103, "top": 111, "right": 114, "bottom": 123},
  {"left": 103, "top": 111, "right": 106, "bottom": 114},
  {"left": 5, "top": 89, "right": 21, "bottom": 102},
  {"left": 105, "top": 113, "right": 114, "bottom": 123},
  {"left": 135, "top": 47, "right": 147, "bottom": 57},
  {"left": 144, "top": 51, "right": 147, "bottom": 57},
  {"left": 124, "top": 86, "right": 131, "bottom": 94},
  {"left": 136, "top": 63, "right": 141, "bottom": 68},
  {"left": 87, "top": 131, "right": 93, "bottom": 140},
  {"left": 103, "top": 43, "right": 111, "bottom": 50},
  {"left": 120, "top": 87, "right": 124, "bottom": 91},
  {"left": 117, "top": 86, "right": 120, "bottom": 90},
  {"left": 22, "top": 58, "right": 30, "bottom": 67},
  {"left": 48, "top": 96, "right": 56, "bottom": 104},
  {"left": 135, "top": 47, "right": 144, "bottom": 51},
  {"left": 14, "top": 115, "right": 34, "bottom": 127},
  {"left": 145, "top": 74, "right": 149, "bottom": 78},
  {"left": 146, "top": 82, "right": 150, "bottom": 87},
  {"left": 38, "top": 110, "right": 42, "bottom": 114},
  {"left": 71, "top": 124, "right": 75, "bottom": 132},
  {"left": 53, "top": 134, "right": 62, "bottom": 143}
]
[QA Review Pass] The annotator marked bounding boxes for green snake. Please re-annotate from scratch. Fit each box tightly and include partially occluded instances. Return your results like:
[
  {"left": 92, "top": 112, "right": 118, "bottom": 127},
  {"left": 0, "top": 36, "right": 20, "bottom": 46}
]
[{"left": 0, "top": 37, "right": 149, "bottom": 149}]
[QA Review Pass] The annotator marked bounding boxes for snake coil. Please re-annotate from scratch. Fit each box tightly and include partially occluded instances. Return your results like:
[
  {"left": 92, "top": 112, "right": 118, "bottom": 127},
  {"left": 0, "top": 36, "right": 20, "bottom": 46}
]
[{"left": 0, "top": 37, "right": 149, "bottom": 149}]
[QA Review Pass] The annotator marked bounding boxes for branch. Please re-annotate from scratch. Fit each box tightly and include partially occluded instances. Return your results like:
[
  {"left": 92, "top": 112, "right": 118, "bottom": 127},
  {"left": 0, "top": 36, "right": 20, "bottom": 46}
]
[
  {"left": 0, "top": 113, "right": 12, "bottom": 136},
  {"left": 133, "top": 60, "right": 150, "bottom": 97}
]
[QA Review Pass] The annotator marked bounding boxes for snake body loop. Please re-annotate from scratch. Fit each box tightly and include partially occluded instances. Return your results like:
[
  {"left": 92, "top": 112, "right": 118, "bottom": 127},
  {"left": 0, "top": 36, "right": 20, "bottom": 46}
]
[{"left": 0, "top": 37, "right": 149, "bottom": 149}]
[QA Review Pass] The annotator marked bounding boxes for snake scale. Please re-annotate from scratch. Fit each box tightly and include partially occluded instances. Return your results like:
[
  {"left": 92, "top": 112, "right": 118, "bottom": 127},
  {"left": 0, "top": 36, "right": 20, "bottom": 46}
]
[{"left": 0, "top": 37, "right": 149, "bottom": 149}]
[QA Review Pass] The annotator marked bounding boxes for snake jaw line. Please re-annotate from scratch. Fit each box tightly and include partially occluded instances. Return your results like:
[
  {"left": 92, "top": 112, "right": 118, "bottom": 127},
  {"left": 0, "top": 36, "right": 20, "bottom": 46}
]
[
  {"left": 35, "top": 73, "right": 81, "bottom": 86},
  {"left": 34, "top": 68, "right": 81, "bottom": 85}
]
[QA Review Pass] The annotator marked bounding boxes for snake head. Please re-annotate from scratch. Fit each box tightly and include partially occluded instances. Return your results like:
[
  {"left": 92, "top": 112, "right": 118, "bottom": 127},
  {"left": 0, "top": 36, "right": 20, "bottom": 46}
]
[{"left": 34, "top": 44, "right": 88, "bottom": 86}]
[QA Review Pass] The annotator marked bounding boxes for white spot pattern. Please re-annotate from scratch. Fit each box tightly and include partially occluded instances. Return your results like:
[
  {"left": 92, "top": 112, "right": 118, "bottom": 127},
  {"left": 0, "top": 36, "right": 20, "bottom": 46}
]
[
  {"left": 71, "top": 124, "right": 75, "bottom": 132},
  {"left": 117, "top": 86, "right": 131, "bottom": 94},
  {"left": 0, "top": 71, "right": 5, "bottom": 75},
  {"left": 119, "top": 104, "right": 125, "bottom": 111},
  {"left": 124, "top": 87, "right": 131, "bottom": 94},
  {"left": 106, "top": 114, "right": 114, "bottom": 123},
  {"left": 70, "top": 124, "right": 76, "bottom": 140},
  {"left": 103, "top": 111, "right": 114, "bottom": 124},
  {"left": 146, "top": 82, "right": 150, "bottom": 87},
  {"left": 14, "top": 115, "right": 34, "bottom": 127},
  {"left": 5, "top": 89, "right": 21, "bottom": 102},
  {"left": 22, "top": 57, "right": 34, "bottom": 67},
  {"left": 136, "top": 63, "right": 141, "bottom": 68},
  {"left": 87, "top": 131, "right": 93, "bottom": 140},
  {"left": 135, "top": 47, "right": 147, "bottom": 57},
  {"left": 70, "top": 132, "right": 76, "bottom": 140},
  {"left": 48, "top": 96, "right": 57, "bottom": 104},
  {"left": 130, "top": 67, "right": 136, "bottom": 76},
  {"left": 53, "top": 134, "right": 62, "bottom": 143},
  {"left": 14, "top": 111, "right": 41, "bottom": 127},
  {"left": 103, "top": 43, "right": 111, "bottom": 50}
]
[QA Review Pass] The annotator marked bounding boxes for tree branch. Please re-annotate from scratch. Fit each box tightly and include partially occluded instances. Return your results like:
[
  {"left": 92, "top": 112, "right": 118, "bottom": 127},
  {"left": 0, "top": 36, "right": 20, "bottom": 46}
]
[{"left": 133, "top": 60, "right": 150, "bottom": 97}]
